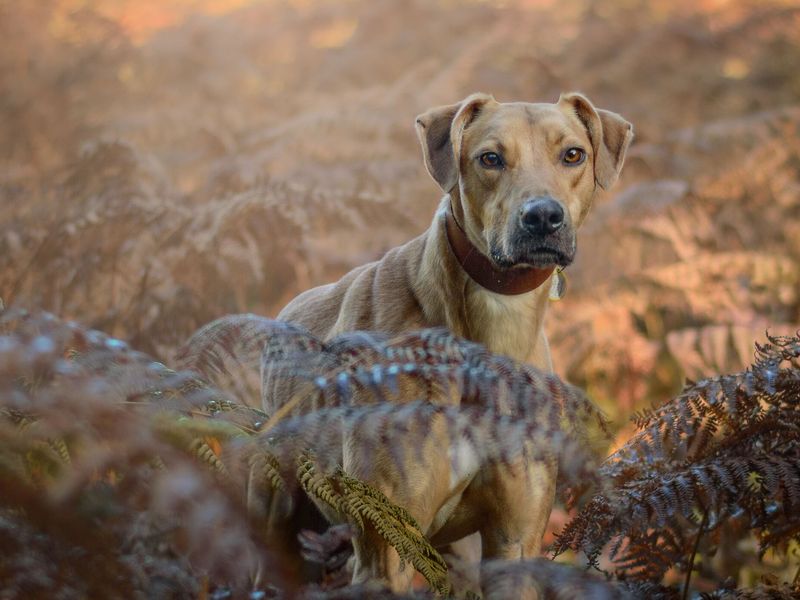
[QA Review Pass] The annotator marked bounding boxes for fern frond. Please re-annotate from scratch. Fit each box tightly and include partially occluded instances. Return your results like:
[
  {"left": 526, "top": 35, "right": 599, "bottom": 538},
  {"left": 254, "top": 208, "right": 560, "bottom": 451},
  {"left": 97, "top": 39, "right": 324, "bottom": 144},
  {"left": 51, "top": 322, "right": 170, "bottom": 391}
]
[
  {"left": 247, "top": 450, "right": 286, "bottom": 493},
  {"left": 555, "top": 332, "right": 800, "bottom": 586},
  {"left": 336, "top": 471, "right": 451, "bottom": 597},
  {"left": 296, "top": 453, "right": 450, "bottom": 595},
  {"left": 189, "top": 438, "right": 227, "bottom": 475}
]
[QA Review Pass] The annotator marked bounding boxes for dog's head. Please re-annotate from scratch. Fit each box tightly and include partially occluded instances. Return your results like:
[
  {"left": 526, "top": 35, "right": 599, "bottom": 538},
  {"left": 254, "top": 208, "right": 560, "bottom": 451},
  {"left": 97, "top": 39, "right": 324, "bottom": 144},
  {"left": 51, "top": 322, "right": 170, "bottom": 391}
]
[{"left": 415, "top": 93, "right": 632, "bottom": 269}]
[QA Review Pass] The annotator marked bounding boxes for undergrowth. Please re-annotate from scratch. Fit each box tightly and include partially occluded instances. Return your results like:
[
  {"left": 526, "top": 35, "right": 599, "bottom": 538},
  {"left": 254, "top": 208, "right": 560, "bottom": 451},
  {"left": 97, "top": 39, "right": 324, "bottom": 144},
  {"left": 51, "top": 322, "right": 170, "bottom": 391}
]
[
  {"left": 554, "top": 332, "right": 800, "bottom": 597},
  {"left": 0, "top": 305, "right": 798, "bottom": 598}
]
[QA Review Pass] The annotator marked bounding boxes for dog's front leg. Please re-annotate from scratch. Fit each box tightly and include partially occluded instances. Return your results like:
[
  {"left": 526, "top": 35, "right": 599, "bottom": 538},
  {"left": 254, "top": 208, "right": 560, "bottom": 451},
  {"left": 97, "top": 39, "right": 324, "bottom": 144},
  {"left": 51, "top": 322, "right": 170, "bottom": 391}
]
[
  {"left": 341, "top": 420, "right": 452, "bottom": 592},
  {"left": 478, "top": 453, "right": 557, "bottom": 598},
  {"left": 350, "top": 526, "right": 417, "bottom": 592}
]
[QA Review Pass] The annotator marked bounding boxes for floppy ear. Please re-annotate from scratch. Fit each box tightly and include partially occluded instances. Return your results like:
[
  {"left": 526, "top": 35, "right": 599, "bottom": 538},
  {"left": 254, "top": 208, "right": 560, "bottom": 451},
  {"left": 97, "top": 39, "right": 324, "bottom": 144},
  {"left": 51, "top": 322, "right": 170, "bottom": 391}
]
[
  {"left": 559, "top": 92, "right": 633, "bottom": 190},
  {"left": 415, "top": 93, "right": 495, "bottom": 192}
]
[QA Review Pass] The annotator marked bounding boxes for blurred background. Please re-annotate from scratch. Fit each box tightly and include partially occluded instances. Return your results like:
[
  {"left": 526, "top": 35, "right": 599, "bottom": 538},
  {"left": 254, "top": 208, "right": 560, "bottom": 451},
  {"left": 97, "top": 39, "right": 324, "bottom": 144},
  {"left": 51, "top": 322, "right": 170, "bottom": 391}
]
[{"left": 1, "top": 0, "right": 799, "bottom": 426}]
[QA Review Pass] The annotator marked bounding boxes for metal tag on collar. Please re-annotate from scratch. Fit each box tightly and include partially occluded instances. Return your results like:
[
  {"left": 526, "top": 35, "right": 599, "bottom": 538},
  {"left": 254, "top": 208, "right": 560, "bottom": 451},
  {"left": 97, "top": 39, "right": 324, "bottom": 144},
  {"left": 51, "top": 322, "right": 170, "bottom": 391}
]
[{"left": 549, "top": 267, "right": 567, "bottom": 301}]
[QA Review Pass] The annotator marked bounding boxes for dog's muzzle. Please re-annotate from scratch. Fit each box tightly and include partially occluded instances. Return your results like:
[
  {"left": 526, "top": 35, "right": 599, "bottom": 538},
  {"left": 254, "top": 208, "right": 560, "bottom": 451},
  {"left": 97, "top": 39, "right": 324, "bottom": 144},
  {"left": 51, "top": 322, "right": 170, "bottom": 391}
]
[{"left": 504, "top": 196, "right": 576, "bottom": 268}]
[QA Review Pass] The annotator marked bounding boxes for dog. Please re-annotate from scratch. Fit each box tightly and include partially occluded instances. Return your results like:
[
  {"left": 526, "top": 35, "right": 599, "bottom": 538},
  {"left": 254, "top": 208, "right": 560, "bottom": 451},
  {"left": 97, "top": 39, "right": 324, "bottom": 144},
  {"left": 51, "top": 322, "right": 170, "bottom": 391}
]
[{"left": 272, "top": 92, "right": 632, "bottom": 591}]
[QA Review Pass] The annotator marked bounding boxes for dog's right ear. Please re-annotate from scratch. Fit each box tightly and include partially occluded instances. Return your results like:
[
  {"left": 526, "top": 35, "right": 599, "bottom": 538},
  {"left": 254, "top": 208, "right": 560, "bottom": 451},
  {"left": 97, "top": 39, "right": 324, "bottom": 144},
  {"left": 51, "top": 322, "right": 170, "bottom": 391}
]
[{"left": 415, "top": 93, "right": 495, "bottom": 193}]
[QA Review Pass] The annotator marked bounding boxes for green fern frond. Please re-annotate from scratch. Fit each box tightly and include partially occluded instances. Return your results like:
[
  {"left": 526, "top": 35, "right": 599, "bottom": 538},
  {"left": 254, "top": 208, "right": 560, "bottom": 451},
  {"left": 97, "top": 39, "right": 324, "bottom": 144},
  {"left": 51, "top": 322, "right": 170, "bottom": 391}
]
[
  {"left": 248, "top": 451, "right": 286, "bottom": 493},
  {"left": 339, "top": 473, "right": 422, "bottom": 530},
  {"left": 21, "top": 441, "right": 65, "bottom": 482},
  {"left": 189, "top": 438, "right": 227, "bottom": 475},
  {"left": 153, "top": 414, "right": 249, "bottom": 444},
  {"left": 151, "top": 415, "right": 249, "bottom": 478},
  {"left": 297, "top": 452, "right": 450, "bottom": 596},
  {"left": 47, "top": 438, "right": 71, "bottom": 465},
  {"left": 297, "top": 453, "right": 354, "bottom": 526},
  {"left": 336, "top": 471, "right": 450, "bottom": 596}
]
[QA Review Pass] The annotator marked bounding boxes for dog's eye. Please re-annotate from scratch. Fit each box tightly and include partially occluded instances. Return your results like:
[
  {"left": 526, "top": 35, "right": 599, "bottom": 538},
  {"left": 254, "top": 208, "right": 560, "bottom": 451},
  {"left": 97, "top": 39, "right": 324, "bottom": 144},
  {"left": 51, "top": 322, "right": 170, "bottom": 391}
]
[
  {"left": 562, "top": 147, "right": 586, "bottom": 165},
  {"left": 479, "top": 152, "right": 503, "bottom": 169}
]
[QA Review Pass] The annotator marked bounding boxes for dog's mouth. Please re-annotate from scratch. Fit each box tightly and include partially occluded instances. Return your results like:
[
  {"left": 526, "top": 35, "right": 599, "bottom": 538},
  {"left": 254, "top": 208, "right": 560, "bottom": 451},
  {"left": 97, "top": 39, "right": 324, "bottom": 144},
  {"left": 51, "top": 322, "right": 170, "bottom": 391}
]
[
  {"left": 522, "top": 248, "right": 573, "bottom": 268},
  {"left": 491, "top": 246, "right": 573, "bottom": 270},
  {"left": 489, "top": 221, "right": 577, "bottom": 271}
]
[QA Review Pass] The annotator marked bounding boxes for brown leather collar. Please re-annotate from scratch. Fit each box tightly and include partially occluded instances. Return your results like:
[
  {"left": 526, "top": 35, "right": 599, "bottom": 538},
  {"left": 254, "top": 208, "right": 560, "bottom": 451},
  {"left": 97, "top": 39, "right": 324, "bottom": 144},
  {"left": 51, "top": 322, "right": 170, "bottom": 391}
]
[{"left": 444, "top": 204, "right": 555, "bottom": 295}]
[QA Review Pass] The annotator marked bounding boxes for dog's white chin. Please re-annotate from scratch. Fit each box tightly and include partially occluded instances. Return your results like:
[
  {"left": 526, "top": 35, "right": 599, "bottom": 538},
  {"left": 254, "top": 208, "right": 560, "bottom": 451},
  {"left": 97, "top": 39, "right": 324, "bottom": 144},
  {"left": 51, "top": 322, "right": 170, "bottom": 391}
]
[
  {"left": 514, "top": 251, "right": 570, "bottom": 269},
  {"left": 491, "top": 245, "right": 572, "bottom": 270}
]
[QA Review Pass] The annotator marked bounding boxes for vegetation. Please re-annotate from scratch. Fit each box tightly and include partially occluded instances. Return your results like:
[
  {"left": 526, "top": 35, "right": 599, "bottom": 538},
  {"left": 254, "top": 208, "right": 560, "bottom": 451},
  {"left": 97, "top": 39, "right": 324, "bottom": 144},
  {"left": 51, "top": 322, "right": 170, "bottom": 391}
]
[
  {"left": 1, "top": 0, "right": 799, "bottom": 597},
  {"left": 555, "top": 333, "right": 800, "bottom": 596},
  {"left": 1, "top": 306, "right": 798, "bottom": 597}
]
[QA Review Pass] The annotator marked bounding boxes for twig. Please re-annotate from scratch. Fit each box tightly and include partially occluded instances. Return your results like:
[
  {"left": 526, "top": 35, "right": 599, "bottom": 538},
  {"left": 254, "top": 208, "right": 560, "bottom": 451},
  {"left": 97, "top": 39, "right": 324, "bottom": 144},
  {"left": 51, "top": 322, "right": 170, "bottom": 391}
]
[{"left": 683, "top": 506, "right": 709, "bottom": 600}]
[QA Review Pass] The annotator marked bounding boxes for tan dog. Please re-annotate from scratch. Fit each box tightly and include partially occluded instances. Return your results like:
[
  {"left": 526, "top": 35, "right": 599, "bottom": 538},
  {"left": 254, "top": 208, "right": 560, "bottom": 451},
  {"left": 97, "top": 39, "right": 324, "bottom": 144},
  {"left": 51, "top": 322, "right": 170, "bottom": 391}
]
[{"left": 275, "top": 92, "right": 632, "bottom": 590}]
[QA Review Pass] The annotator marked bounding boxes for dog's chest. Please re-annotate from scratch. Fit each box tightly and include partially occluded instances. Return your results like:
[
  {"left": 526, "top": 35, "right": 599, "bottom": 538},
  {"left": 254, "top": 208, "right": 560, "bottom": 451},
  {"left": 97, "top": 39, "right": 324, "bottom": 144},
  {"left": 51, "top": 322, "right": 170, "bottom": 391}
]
[{"left": 464, "top": 288, "right": 542, "bottom": 362}]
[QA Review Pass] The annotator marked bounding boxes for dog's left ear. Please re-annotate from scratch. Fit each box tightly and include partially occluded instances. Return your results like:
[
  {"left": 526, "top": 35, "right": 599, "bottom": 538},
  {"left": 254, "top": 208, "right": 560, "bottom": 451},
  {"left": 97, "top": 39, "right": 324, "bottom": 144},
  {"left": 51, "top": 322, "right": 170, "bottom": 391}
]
[
  {"left": 415, "top": 93, "right": 496, "bottom": 193},
  {"left": 559, "top": 92, "right": 633, "bottom": 190}
]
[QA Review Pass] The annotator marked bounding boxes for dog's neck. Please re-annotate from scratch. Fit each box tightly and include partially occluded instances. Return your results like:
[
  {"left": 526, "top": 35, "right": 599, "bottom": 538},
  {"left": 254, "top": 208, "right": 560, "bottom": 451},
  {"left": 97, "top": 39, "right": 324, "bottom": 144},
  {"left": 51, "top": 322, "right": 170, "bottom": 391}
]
[{"left": 413, "top": 196, "right": 553, "bottom": 364}]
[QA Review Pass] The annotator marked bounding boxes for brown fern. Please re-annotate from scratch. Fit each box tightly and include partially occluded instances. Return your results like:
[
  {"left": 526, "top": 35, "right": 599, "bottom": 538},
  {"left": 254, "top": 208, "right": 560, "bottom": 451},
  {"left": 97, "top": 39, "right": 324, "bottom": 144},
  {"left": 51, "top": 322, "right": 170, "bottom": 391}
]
[{"left": 555, "top": 332, "right": 800, "bottom": 595}]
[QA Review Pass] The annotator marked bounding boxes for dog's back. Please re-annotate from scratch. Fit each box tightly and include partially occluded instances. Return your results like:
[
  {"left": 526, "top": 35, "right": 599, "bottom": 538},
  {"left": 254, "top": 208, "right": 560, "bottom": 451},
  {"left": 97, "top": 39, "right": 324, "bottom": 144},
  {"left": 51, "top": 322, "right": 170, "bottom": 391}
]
[{"left": 277, "top": 234, "right": 430, "bottom": 341}]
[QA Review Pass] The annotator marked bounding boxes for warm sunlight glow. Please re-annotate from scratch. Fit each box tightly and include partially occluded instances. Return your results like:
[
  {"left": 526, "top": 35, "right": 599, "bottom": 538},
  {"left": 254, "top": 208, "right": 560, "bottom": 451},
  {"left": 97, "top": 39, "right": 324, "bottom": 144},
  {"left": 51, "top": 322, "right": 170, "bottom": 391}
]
[{"left": 56, "top": 0, "right": 262, "bottom": 44}]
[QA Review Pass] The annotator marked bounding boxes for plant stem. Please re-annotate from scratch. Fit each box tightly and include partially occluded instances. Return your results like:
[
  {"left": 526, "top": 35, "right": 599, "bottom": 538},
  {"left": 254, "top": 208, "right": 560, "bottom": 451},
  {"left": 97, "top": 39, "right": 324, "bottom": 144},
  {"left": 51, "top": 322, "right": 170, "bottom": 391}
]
[{"left": 683, "top": 507, "right": 709, "bottom": 600}]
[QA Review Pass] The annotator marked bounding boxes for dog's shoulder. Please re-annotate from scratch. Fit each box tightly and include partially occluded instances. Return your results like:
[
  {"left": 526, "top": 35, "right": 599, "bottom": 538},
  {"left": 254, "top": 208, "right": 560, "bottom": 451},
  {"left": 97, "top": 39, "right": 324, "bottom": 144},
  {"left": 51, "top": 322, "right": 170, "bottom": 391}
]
[{"left": 278, "top": 234, "right": 430, "bottom": 340}]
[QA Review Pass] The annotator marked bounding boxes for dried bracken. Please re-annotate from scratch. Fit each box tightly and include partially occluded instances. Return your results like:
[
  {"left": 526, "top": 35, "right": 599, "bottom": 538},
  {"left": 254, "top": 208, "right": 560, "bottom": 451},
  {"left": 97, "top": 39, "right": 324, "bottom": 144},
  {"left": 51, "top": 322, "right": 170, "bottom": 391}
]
[
  {"left": 0, "top": 309, "right": 280, "bottom": 598},
  {"left": 0, "top": 308, "right": 606, "bottom": 597},
  {"left": 554, "top": 332, "right": 800, "bottom": 595},
  {"left": 4, "top": 306, "right": 798, "bottom": 598},
  {"left": 2, "top": 1, "right": 799, "bottom": 597}
]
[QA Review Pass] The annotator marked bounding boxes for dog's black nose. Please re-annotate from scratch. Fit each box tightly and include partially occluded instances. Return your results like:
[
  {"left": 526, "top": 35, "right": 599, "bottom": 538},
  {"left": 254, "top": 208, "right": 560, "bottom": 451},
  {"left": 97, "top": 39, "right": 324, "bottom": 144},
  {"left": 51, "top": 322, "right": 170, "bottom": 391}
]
[{"left": 520, "top": 197, "right": 565, "bottom": 235}]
